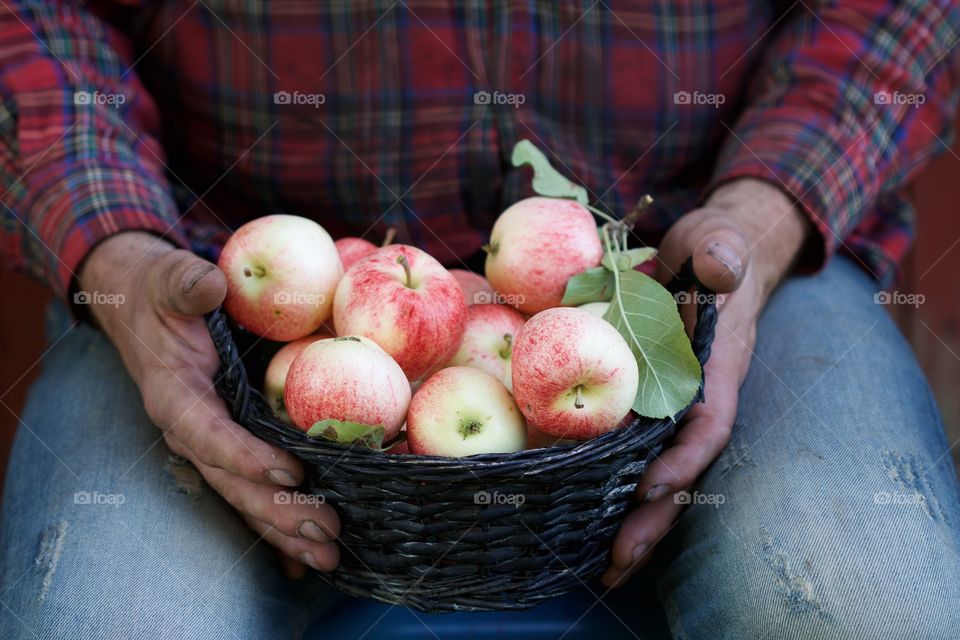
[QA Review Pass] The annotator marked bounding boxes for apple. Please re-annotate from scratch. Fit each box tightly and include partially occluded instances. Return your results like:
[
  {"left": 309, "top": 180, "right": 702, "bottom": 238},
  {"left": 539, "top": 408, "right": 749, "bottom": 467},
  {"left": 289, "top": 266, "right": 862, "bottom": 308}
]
[
  {"left": 284, "top": 336, "right": 411, "bottom": 439},
  {"left": 332, "top": 245, "right": 467, "bottom": 381},
  {"left": 218, "top": 215, "right": 343, "bottom": 341},
  {"left": 448, "top": 304, "right": 526, "bottom": 391},
  {"left": 578, "top": 301, "right": 610, "bottom": 318},
  {"left": 527, "top": 411, "right": 634, "bottom": 449},
  {"left": 263, "top": 333, "right": 333, "bottom": 422},
  {"left": 484, "top": 197, "right": 602, "bottom": 314},
  {"left": 511, "top": 307, "right": 639, "bottom": 439},
  {"left": 406, "top": 367, "right": 526, "bottom": 457},
  {"left": 450, "top": 269, "right": 496, "bottom": 305},
  {"left": 335, "top": 237, "right": 378, "bottom": 271}
]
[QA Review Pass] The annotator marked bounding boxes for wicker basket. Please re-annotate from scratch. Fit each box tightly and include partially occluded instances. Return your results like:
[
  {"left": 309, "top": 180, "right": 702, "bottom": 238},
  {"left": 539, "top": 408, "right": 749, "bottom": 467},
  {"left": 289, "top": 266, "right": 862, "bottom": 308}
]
[{"left": 206, "top": 259, "right": 717, "bottom": 613}]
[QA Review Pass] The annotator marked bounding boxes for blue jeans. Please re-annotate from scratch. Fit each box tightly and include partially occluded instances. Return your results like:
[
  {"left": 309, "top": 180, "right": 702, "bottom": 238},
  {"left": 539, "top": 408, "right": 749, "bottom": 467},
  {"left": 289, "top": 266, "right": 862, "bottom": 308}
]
[{"left": 2, "top": 255, "right": 959, "bottom": 639}]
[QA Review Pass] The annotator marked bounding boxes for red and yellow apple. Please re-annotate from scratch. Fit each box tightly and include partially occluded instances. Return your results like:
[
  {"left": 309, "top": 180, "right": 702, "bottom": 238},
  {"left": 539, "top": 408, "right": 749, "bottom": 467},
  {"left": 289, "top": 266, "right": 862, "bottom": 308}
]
[
  {"left": 448, "top": 304, "right": 526, "bottom": 391},
  {"left": 484, "top": 197, "right": 602, "bottom": 314},
  {"left": 332, "top": 245, "right": 467, "bottom": 381},
  {"left": 218, "top": 215, "right": 343, "bottom": 341},
  {"left": 263, "top": 333, "right": 332, "bottom": 422},
  {"left": 578, "top": 301, "right": 610, "bottom": 318},
  {"left": 335, "top": 237, "right": 378, "bottom": 271},
  {"left": 284, "top": 336, "right": 411, "bottom": 438},
  {"left": 449, "top": 269, "right": 496, "bottom": 305},
  {"left": 406, "top": 367, "right": 526, "bottom": 457},
  {"left": 512, "top": 307, "right": 638, "bottom": 439}
]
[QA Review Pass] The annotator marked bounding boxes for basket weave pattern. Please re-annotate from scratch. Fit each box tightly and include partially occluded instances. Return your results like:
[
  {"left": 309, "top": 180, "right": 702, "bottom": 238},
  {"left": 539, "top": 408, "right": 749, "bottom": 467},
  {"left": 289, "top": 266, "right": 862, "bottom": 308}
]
[{"left": 207, "top": 261, "right": 717, "bottom": 612}]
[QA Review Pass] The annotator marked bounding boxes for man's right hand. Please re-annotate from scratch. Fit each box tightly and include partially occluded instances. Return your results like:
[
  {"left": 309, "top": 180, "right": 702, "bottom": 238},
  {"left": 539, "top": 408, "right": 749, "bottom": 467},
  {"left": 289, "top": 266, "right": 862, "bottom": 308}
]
[{"left": 78, "top": 231, "right": 340, "bottom": 578}]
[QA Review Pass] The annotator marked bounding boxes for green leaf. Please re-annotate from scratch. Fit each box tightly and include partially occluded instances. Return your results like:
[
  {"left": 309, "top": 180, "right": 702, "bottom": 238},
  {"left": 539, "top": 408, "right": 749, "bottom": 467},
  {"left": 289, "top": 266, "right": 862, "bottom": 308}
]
[
  {"left": 601, "top": 247, "right": 657, "bottom": 272},
  {"left": 603, "top": 270, "right": 702, "bottom": 419},
  {"left": 307, "top": 419, "right": 386, "bottom": 449},
  {"left": 511, "top": 139, "right": 589, "bottom": 204},
  {"left": 561, "top": 267, "right": 615, "bottom": 305}
]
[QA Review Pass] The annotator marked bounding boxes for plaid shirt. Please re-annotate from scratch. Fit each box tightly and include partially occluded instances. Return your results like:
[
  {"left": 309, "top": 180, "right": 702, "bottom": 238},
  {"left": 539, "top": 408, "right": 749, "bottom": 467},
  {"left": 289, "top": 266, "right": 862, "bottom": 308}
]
[{"left": 1, "top": 0, "right": 958, "bottom": 297}]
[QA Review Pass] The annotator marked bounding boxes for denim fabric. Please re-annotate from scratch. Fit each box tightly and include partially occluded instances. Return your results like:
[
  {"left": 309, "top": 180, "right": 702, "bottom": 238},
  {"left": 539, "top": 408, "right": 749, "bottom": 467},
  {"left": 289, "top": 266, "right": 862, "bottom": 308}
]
[{"left": 2, "top": 255, "right": 959, "bottom": 639}]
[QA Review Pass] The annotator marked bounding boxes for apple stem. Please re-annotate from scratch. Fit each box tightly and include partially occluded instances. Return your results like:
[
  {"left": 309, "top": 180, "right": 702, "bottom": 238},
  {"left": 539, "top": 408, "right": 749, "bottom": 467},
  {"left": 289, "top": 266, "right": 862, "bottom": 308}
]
[
  {"left": 382, "top": 227, "right": 397, "bottom": 247},
  {"left": 481, "top": 241, "right": 499, "bottom": 256},
  {"left": 621, "top": 194, "right": 654, "bottom": 229},
  {"left": 574, "top": 384, "right": 585, "bottom": 409},
  {"left": 396, "top": 254, "right": 413, "bottom": 288},
  {"left": 243, "top": 265, "right": 266, "bottom": 278},
  {"left": 499, "top": 333, "right": 513, "bottom": 359}
]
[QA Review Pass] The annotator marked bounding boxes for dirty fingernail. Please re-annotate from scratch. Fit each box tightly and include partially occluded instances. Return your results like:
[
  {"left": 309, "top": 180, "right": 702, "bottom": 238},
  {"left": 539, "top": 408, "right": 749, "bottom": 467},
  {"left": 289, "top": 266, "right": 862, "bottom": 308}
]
[
  {"left": 644, "top": 484, "right": 671, "bottom": 502},
  {"left": 299, "top": 552, "right": 321, "bottom": 571},
  {"left": 298, "top": 520, "right": 329, "bottom": 543},
  {"left": 266, "top": 469, "right": 298, "bottom": 487},
  {"left": 706, "top": 242, "right": 742, "bottom": 278},
  {"left": 183, "top": 264, "right": 215, "bottom": 294}
]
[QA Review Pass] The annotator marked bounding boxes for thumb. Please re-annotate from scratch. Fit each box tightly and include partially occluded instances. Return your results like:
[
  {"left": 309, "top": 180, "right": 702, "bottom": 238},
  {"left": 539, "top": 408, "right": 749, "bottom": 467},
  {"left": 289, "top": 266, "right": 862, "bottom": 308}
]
[
  {"left": 150, "top": 249, "right": 228, "bottom": 317},
  {"left": 656, "top": 208, "right": 750, "bottom": 294}
]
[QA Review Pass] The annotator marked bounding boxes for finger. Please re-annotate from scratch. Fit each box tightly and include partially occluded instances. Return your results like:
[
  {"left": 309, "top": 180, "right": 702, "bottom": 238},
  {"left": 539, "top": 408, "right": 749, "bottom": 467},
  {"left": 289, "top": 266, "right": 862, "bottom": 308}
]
[
  {"left": 602, "top": 494, "right": 684, "bottom": 588},
  {"left": 148, "top": 369, "right": 305, "bottom": 486},
  {"left": 656, "top": 211, "right": 750, "bottom": 294},
  {"left": 243, "top": 514, "right": 340, "bottom": 572},
  {"left": 635, "top": 403, "right": 735, "bottom": 503},
  {"left": 198, "top": 462, "right": 339, "bottom": 542},
  {"left": 149, "top": 249, "right": 227, "bottom": 317},
  {"left": 637, "top": 330, "right": 742, "bottom": 500},
  {"left": 277, "top": 550, "right": 309, "bottom": 580}
]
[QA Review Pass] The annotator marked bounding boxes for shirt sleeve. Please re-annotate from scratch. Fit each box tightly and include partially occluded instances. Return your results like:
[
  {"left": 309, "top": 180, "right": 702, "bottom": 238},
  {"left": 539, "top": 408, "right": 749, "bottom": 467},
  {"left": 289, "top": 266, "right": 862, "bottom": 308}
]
[
  {"left": 707, "top": 0, "right": 960, "bottom": 272},
  {"left": 0, "top": 0, "right": 188, "bottom": 298}
]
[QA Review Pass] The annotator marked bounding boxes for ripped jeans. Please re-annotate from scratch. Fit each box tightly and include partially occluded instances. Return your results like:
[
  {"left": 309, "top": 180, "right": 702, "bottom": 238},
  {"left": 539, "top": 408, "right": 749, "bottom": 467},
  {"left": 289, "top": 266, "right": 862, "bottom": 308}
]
[{"left": 2, "top": 255, "right": 959, "bottom": 639}]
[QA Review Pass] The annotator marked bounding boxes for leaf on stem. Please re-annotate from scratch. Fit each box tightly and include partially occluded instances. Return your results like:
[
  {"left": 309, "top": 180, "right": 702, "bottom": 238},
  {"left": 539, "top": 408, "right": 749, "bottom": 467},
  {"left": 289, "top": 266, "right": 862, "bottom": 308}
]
[
  {"left": 307, "top": 419, "right": 386, "bottom": 449},
  {"left": 511, "top": 139, "right": 589, "bottom": 204},
  {"left": 601, "top": 247, "right": 657, "bottom": 272},
  {"left": 603, "top": 270, "right": 702, "bottom": 419},
  {"left": 561, "top": 267, "right": 615, "bottom": 305}
]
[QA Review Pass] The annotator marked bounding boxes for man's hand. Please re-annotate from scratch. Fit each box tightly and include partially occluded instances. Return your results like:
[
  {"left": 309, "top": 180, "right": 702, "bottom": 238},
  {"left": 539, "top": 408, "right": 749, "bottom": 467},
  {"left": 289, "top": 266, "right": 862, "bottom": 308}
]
[
  {"left": 79, "top": 231, "right": 340, "bottom": 578},
  {"left": 602, "top": 178, "right": 811, "bottom": 587}
]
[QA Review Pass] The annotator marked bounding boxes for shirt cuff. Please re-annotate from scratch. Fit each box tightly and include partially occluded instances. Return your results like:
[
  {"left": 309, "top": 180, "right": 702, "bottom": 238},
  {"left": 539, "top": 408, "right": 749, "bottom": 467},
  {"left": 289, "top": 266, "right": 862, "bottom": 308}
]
[
  {"left": 705, "top": 105, "right": 878, "bottom": 275},
  {"left": 27, "top": 162, "right": 189, "bottom": 298}
]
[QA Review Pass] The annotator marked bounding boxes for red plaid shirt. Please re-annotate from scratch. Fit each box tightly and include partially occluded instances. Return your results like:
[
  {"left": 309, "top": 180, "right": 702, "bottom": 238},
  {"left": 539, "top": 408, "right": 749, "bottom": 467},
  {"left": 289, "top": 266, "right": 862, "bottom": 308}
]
[{"left": 1, "top": 0, "right": 958, "bottom": 297}]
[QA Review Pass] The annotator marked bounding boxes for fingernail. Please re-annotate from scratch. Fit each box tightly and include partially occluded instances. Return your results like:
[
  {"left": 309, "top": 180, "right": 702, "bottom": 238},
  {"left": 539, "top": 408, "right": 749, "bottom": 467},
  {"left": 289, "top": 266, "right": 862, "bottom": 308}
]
[
  {"left": 707, "top": 242, "right": 742, "bottom": 278},
  {"left": 297, "top": 520, "right": 329, "bottom": 543},
  {"left": 644, "top": 484, "right": 671, "bottom": 502},
  {"left": 182, "top": 264, "right": 215, "bottom": 294},
  {"left": 299, "top": 552, "right": 321, "bottom": 571},
  {"left": 632, "top": 543, "right": 650, "bottom": 565},
  {"left": 266, "top": 469, "right": 299, "bottom": 487}
]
